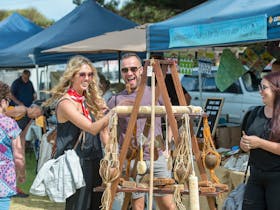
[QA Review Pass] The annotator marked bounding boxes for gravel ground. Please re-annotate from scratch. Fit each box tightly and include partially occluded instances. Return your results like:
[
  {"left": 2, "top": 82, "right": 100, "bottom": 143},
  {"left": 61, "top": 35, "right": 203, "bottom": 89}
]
[{"left": 11, "top": 195, "right": 65, "bottom": 210}]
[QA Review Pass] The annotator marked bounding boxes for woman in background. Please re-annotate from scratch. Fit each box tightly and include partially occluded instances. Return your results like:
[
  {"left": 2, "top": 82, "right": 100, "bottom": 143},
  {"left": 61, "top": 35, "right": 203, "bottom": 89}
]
[
  {"left": 0, "top": 81, "right": 25, "bottom": 210},
  {"left": 44, "top": 55, "right": 111, "bottom": 210},
  {"left": 98, "top": 72, "right": 113, "bottom": 102},
  {"left": 241, "top": 71, "right": 280, "bottom": 210}
]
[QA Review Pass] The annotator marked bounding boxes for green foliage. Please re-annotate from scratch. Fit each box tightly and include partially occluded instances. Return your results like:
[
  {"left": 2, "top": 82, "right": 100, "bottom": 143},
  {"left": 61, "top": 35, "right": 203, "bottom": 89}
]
[
  {"left": 18, "top": 8, "right": 54, "bottom": 27},
  {"left": 18, "top": 150, "right": 37, "bottom": 193},
  {"left": 132, "top": 0, "right": 206, "bottom": 12},
  {"left": 119, "top": 3, "right": 176, "bottom": 24},
  {"left": 0, "top": 8, "right": 54, "bottom": 28},
  {"left": 0, "top": 0, "right": 207, "bottom": 27},
  {"left": 0, "top": 10, "right": 11, "bottom": 20},
  {"left": 216, "top": 49, "right": 246, "bottom": 92},
  {"left": 102, "top": 0, "right": 207, "bottom": 24}
]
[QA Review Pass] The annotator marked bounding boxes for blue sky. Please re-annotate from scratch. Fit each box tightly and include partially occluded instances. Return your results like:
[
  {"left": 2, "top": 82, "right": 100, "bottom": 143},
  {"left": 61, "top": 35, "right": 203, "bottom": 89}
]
[
  {"left": 0, "top": 0, "right": 128, "bottom": 21},
  {"left": 0, "top": 0, "right": 76, "bottom": 21}
]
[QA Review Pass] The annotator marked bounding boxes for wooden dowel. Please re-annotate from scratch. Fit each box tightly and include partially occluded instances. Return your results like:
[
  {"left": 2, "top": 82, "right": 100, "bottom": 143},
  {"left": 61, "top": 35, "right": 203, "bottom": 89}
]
[
  {"left": 112, "top": 105, "right": 203, "bottom": 116},
  {"left": 148, "top": 71, "right": 155, "bottom": 210}
]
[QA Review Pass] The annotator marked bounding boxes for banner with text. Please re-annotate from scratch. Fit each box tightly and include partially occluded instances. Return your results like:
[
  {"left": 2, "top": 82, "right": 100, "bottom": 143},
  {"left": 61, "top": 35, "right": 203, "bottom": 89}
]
[{"left": 169, "top": 15, "right": 267, "bottom": 48}]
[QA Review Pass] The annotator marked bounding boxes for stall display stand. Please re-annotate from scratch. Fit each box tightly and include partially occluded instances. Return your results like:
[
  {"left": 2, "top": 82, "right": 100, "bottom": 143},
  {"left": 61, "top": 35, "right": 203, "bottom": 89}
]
[{"left": 96, "top": 59, "right": 226, "bottom": 210}]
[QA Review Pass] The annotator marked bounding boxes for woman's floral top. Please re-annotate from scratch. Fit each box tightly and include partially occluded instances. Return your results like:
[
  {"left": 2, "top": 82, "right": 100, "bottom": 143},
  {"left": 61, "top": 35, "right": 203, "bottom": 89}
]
[{"left": 0, "top": 114, "right": 21, "bottom": 197}]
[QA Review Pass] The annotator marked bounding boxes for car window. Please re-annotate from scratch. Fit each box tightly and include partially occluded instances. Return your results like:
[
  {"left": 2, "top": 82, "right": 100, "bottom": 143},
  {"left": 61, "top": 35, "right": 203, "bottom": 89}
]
[
  {"left": 181, "top": 76, "right": 199, "bottom": 91},
  {"left": 182, "top": 74, "right": 242, "bottom": 94},
  {"left": 242, "top": 71, "right": 259, "bottom": 92},
  {"left": 202, "top": 77, "right": 218, "bottom": 92},
  {"left": 224, "top": 81, "right": 242, "bottom": 93}
]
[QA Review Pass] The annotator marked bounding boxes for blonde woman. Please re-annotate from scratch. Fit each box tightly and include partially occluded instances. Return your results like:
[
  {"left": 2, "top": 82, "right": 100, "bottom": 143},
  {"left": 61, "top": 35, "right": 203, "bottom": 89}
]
[{"left": 44, "top": 55, "right": 111, "bottom": 210}]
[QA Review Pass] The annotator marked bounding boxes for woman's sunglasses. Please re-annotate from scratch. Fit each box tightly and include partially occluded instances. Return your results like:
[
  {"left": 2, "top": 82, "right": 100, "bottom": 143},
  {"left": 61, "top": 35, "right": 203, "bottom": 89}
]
[
  {"left": 79, "top": 72, "right": 94, "bottom": 78},
  {"left": 121, "top": 66, "right": 141, "bottom": 73},
  {"left": 258, "top": 84, "right": 270, "bottom": 91}
]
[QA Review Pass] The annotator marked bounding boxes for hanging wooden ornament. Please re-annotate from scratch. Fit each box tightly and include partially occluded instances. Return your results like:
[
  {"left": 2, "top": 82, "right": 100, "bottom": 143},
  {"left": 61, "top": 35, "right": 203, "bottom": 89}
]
[{"left": 137, "top": 134, "right": 147, "bottom": 175}]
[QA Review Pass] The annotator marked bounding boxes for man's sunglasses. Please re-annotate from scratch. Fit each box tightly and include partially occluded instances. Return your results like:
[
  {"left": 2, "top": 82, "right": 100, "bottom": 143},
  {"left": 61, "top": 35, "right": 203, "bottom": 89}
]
[
  {"left": 79, "top": 72, "right": 94, "bottom": 78},
  {"left": 121, "top": 66, "right": 141, "bottom": 73},
  {"left": 5, "top": 98, "right": 11, "bottom": 103}
]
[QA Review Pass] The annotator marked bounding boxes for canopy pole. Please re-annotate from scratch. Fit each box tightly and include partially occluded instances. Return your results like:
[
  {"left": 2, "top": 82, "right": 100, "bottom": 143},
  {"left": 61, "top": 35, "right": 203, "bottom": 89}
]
[
  {"left": 28, "top": 53, "right": 40, "bottom": 100},
  {"left": 35, "top": 64, "right": 39, "bottom": 99},
  {"left": 118, "top": 51, "right": 121, "bottom": 83},
  {"left": 148, "top": 68, "right": 155, "bottom": 210}
]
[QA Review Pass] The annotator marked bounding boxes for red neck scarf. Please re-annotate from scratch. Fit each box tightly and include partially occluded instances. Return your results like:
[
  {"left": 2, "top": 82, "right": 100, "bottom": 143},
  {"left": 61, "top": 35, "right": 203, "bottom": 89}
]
[{"left": 67, "top": 88, "right": 91, "bottom": 121}]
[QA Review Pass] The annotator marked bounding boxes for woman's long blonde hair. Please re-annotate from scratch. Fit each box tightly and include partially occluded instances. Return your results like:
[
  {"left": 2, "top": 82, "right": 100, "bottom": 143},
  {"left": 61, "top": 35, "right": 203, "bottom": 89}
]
[{"left": 44, "top": 55, "right": 106, "bottom": 119}]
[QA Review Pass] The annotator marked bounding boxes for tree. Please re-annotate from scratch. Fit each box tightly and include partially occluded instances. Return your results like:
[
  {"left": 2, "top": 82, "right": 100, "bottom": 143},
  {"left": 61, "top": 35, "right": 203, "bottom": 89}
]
[
  {"left": 0, "top": 8, "right": 54, "bottom": 28},
  {"left": 73, "top": 0, "right": 87, "bottom": 6},
  {"left": 101, "top": 0, "right": 207, "bottom": 24},
  {"left": 119, "top": 3, "right": 176, "bottom": 24},
  {"left": 131, "top": 0, "right": 207, "bottom": 12},
  {"left": 0, "top": 0, "right": 207, "bottom": 27}
]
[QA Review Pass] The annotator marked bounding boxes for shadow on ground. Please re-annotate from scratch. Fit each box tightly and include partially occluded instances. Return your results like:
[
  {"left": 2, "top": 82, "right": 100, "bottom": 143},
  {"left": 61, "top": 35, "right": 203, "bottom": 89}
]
[{"left": 11, "top": 195, "right": 65, "bottom": 210}]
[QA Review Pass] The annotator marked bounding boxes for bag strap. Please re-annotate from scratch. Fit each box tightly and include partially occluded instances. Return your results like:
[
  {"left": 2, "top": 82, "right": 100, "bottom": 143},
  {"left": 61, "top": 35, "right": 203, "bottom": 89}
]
[
  {"left": 243, "top": 159, "right": 250, "bottom": 183},
  {"left": 241, "top": 107, "right": 263, "bottom": 184},
  {"left": 73, "top": 131, "right": 85, "bottom": 150},
  {"left": 242, "top": 106, "right": 262, "bottom": 133}
]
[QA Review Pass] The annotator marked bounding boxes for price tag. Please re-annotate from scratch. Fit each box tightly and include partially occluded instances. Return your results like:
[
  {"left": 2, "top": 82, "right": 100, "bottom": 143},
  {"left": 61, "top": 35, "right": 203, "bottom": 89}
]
[{"left": 147, "top": 65, "right": 153, "bottom": 77}]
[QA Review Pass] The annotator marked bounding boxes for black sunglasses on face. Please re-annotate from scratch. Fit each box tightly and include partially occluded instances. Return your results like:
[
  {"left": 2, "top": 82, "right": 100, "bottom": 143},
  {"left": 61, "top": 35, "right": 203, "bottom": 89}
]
[
  {"left": 3, "top": 98, "right": 10, "bottom": 103},
  {"left": 121, "top": 66, "right": 141, "bottom": 73},
  {"left": 79, "top": 72, "right": 94, "bottom": 78}
]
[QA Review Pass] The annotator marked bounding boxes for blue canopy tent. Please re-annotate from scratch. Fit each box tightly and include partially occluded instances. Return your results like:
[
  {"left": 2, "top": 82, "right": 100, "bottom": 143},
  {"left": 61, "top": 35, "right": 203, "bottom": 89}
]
[
  {"left": 147, "top": 0, "right": 280, "bottom": 51},
  {"left": 0, "top": 13, "right": 43, "bottom": 49},
  {"left": 0, "top": 0, "right": 136, "bottom": 68}
]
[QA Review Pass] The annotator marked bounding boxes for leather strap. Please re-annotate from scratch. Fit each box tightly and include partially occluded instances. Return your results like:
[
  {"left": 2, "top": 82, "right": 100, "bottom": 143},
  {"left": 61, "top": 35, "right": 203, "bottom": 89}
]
[
  {"left": 73, "top": 131, "right": 85, "bottom": 150},
  {"left": 142, "top": 63, "right": 166, "bottom": 138}
]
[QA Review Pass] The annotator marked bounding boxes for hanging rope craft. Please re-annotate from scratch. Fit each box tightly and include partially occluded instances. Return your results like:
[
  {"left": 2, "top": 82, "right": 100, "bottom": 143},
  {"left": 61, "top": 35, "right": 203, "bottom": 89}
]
[
  {"left": 201, "top": 117, "right": 229, "bottom": 193},
  {"left": 173, "top": 114, "right": 193, "bottom": 210},
  {"left": 99, "top": 113, "right": 120, "bottom": 210},
  {"left": 173, "top": 120, "right": 191, "bottom": 184},
  {"left": 201, "top": 116, "right": 221, "bottom": 184}
]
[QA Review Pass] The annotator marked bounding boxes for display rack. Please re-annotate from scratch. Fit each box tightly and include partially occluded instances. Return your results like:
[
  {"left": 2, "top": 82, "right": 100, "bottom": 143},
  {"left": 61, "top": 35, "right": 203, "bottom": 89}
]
[{"left": 97, "top": 59, "right": 227, "bottom": 210}]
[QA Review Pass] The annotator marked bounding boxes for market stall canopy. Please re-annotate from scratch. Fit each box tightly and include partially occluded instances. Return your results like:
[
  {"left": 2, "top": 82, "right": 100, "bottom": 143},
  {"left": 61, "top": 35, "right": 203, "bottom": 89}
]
[
  {"left": 43, "top": 25, "right": 146, "bottom": 53},
  {"left": 147, "top": 0, "right": 280, "bottom": 51},
  {"left": 0, "top": 13, "right": 42, "bottom": 49},
  {"left": 0, "top": 0, "right": 136, "bottom": 68}
]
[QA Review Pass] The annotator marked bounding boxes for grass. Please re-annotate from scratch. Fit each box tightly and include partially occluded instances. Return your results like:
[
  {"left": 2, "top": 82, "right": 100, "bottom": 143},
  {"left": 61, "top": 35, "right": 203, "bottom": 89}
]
[
  {"left": 18, "top": 149, "right": 37, "bottom": 193},
  {"left": 10, "top": 146, "right": 65, "bottom": 210}
]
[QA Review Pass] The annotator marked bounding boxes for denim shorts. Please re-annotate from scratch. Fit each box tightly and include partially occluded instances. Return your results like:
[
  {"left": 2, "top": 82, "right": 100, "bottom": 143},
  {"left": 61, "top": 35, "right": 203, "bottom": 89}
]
[
  {"left": 132, "top": 155, "right": 172, "bottom": 199},
  {"left": 0, "top": 197, "right": 11, "bottom": 210}
]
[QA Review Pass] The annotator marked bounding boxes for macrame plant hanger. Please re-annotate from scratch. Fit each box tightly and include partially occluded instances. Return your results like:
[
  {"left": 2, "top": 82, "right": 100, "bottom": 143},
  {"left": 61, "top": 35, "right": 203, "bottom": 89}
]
[{"left": 99, "top": 112, "right": 120, "bottom": 210}]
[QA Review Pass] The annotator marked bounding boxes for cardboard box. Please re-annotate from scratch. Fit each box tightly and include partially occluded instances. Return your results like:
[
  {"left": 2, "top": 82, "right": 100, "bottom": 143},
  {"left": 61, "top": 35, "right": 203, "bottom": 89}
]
[{"left": 215, "top": 126, "right": 241, "bottom": 148}]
